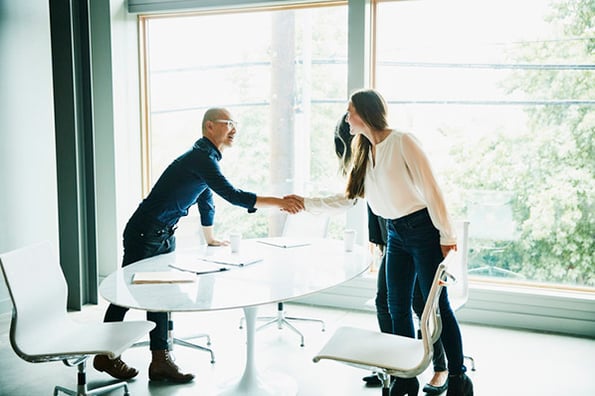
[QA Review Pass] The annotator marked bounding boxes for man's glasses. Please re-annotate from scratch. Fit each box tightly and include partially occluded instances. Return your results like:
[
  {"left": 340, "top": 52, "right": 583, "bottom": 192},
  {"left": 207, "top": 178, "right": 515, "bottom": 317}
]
[{"left": 212, "top": 119, "right": 238, "bottom": 130}]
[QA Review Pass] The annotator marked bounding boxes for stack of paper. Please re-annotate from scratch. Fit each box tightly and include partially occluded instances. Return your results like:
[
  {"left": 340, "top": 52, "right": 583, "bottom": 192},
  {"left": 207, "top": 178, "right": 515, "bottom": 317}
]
[{"left": 132, "top": 271, "right": 196, "bottom": 284}]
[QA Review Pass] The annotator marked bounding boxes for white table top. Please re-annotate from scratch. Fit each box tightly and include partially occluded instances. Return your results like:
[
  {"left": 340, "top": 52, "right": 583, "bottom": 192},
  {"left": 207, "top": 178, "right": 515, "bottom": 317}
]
[{"left": 99, "top": 238, "right": 369, "bottom": 313}]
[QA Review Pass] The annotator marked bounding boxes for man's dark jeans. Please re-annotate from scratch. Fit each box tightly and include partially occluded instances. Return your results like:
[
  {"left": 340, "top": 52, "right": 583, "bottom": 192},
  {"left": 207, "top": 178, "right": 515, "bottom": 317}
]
[{"left": 104, "top": 218, "right": 176, "bottom": 351}]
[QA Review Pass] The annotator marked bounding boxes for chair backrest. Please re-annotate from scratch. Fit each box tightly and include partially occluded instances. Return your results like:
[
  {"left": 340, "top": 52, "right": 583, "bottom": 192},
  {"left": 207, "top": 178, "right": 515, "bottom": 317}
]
[
  {"left": 0, "top": 241, "right": 69, "bottom": 358},
  {"left": 282, "top": 211, "right": 330, "bottom": 238},
  {"left": 467, "top": 189, "right": 517, "bottom": 241},
  {"left": 419, "top": 258, "right": 454, "bottom": 363},
  {"left": 448, "top": 220, "right": 470, "bottom": 311}
]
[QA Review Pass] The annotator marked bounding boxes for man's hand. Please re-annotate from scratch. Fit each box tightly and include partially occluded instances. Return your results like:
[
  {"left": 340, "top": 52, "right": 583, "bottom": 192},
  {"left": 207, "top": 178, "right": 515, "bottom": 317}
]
[
  {"left": 207, "top": 239, "right": 230, "bottom": 247},
  {"left": 202, "top": 225, "right": 230, "bottom": 246},
  {"left": 280, "top": 195, "right": 304, "bottom": 214}
]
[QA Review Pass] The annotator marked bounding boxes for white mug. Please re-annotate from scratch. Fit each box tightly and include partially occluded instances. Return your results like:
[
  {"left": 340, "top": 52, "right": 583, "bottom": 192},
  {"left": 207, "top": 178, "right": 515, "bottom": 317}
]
[
  {"left": 229, "top": 233, "right": 242, "bottom": 253},
  {"left": 344, "top": 229, "right": 356, "bottom": 252}
]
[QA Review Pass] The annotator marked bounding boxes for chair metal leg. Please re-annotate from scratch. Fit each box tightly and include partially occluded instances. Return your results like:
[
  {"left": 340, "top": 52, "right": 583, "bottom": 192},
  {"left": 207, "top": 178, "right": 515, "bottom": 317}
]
[
  {"left": 464, "top": 354, "right": 476, "bottom": 371},
  {"left": 133, "top": 312, "right": 215, "bottom": 363},
  {"left": 173, "top": 337, "right": 215, "bottom": 363},
  {"left": 255, "top": 315, "right": 306, "bottom": 347},
  {"left": 168, "top": 313, "right": 216, "bottom": 363},
  {"left": 284, "top": 315, "right": 326, "bottom": 331},
  {"left": 379, "top": 372, "right": 391, "bottom": 396},
  {"left": 54, "top": 360, "right": 129, "bottom": 396},
  {"left": 54, "top": 385, "right": 76, "bottom": 396}
]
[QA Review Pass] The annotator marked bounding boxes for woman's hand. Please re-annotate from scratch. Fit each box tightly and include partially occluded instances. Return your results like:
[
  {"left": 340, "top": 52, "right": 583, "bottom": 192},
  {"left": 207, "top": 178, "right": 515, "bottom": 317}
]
[
  {"left": 280, "top": 195, "right": 305, "bottom": 214},
  {"left": 441, "top": 244, "right": 457, "bottom": 258}
]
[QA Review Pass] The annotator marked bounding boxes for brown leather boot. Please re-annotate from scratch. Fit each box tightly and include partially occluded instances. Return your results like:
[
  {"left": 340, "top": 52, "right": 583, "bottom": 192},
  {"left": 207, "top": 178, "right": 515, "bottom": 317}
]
[
  {"left": 148, "top": 350, "right": 195, "bottom": 383},
  {"left": 93, "top": 354, "right": 139, "bottom": 380}
]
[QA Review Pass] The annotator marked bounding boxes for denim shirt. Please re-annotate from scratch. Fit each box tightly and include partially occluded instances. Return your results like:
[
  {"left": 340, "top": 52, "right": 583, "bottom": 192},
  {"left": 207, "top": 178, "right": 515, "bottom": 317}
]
[{"left": 132, "top": 137, "right": 257, "bottom": 227}]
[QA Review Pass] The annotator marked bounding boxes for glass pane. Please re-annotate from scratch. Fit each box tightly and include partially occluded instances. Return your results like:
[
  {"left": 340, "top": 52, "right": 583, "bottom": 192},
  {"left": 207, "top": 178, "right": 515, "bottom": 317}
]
[
  {"left": 375, "top": 0, "right": 594, "bottom": 288},
  {"left": 144, "top": 5, "right": 349, "bottom": 243}
]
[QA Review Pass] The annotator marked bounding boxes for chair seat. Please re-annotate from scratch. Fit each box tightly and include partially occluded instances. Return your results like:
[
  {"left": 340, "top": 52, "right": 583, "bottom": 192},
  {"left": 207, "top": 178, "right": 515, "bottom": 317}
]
[
  {"left": 313, "top": 326, "right": 425, "bottom": 373},
  {"left": 13, "top": 317, "right": 154, "bottom": 363}
]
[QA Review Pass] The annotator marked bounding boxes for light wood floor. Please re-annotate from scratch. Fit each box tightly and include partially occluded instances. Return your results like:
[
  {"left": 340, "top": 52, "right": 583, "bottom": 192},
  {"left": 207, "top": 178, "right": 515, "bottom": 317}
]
[{"left": 1, "top": 301, "right": 594, "bottom": 395}]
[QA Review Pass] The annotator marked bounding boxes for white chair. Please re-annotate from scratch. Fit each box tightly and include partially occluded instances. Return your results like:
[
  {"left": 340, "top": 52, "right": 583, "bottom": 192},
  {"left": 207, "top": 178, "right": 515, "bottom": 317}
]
[
  {"left": 466, "top": 190, "right": 524, "bottom": 279},
  {"left": 447, "top": 220, "right": 476, "bottom": 371},
  {"left": 240, "top": 211, "right": 329, "bottom": 346},
  {"left": 0, "top": 241, "right": 155, "bottom": 396},
  {"left": 313, "top": 255, "right": 455, "bottom": 395},
  {"left": 448, "top": 221, "right": 471, "bottom": 312}
]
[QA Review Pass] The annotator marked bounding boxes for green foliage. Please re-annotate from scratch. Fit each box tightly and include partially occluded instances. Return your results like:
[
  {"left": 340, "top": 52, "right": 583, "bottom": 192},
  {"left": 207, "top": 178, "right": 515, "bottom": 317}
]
[{"left": 455, "top": 0, "right": 595, "bottom": 286}]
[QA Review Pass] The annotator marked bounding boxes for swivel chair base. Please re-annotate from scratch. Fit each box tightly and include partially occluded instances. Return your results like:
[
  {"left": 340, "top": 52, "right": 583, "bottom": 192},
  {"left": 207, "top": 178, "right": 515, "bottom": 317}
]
[{"left": 239, "top": 302, "right": 325, "bottom": 347}]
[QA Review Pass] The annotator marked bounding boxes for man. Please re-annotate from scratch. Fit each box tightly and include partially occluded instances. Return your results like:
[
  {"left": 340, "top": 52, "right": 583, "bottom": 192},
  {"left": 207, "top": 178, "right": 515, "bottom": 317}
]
[{"left": 93, "top": 108, "right": 302, "bottom": 383}]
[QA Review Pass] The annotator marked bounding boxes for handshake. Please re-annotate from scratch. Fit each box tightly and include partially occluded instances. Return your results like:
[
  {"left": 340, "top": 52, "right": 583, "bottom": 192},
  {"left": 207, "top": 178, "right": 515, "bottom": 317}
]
[{"left": 279, "top": 194, "right": 305, "bottom": 214}]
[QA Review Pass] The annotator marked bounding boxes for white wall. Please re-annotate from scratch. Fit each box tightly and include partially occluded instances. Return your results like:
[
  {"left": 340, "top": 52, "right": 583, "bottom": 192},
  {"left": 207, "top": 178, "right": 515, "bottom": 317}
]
[{"left": 0, "top": 1, "right": 60, "bottom": 311}]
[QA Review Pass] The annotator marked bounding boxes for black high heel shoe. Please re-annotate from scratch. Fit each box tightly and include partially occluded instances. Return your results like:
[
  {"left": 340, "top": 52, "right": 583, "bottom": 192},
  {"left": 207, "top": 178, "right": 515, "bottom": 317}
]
[
  {"left": 446, "top": 372, "right": 473, "bottom": 396},
  {"left": 390, "top": 376, "right": 419, "bottom": 396},
  {"left": 362, "top": 373, "right": 383, "bottom": 387},
  {"left": 423, "top": 376, "right": 449, "bottom": 395}
]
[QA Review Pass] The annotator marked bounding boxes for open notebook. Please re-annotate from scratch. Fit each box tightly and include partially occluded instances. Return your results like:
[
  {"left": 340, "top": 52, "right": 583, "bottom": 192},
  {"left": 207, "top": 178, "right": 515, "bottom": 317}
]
[{"left": 257, "top": 237, "right": 311, "bottom": 248}]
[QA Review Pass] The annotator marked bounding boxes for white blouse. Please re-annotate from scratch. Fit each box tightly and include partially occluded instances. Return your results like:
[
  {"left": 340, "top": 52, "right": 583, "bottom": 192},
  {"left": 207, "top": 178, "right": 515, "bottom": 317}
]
[
  {"left": 305, "top": 130, "right": 456, "bottom": 245},
  {"left": 365, "top": 131, "right": 455, "bottom": 245},
  {"left": 304, "top": 193, "right": 357, "bottom": 215}
]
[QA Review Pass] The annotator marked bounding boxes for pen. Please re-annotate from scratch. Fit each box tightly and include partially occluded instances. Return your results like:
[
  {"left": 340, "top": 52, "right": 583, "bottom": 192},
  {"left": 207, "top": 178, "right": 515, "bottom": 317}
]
[{"left": 195, "top": 267, "right": 229, "bottom": 275}]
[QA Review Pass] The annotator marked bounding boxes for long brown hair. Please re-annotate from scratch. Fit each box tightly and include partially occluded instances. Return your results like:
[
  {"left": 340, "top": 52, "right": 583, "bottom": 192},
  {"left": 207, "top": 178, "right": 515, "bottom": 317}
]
[{"left": 345, "top": 89, "right": 389, "bottom": 199}]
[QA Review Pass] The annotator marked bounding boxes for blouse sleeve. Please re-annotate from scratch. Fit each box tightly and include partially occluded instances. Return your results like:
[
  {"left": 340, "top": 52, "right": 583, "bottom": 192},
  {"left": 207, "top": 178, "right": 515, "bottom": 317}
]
[
  {"left": 400, "top": 133, "right": 456, "bottom": 245},
  {"left": 304, "top": 193, "right": 358, "bottom": 215}
]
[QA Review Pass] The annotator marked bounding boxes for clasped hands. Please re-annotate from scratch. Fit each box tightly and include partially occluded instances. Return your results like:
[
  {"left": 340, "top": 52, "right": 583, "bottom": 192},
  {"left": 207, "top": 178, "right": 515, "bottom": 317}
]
[{"left": 280, "top": 194, "right": 305, "bottom": 214}]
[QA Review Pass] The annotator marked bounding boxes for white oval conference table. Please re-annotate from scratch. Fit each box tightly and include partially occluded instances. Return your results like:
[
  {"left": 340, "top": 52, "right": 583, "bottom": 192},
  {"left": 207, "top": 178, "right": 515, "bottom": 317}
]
[{"left": 99, "top": 237, "right": 369, "bottom": 395}]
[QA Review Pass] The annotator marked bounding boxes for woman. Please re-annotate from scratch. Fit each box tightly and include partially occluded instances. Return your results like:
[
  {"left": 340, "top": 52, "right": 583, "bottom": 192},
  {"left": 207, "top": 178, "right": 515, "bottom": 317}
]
[
  {"left": 294, "top": 90, "right": 473, "bottom": 396},
  {"left": 335, "top": 113, "right": 449, "bottom": 394}
]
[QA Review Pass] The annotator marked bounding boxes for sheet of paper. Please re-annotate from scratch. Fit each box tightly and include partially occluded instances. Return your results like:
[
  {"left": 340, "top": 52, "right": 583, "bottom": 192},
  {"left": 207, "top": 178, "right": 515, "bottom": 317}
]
[
  {"left": 257, "top": 237, "right": 311, "bottom": 248},
  {"left": 132, "top": 271, "right": 196, "bottom": 284},
  {"left": 199, "top": 253, "right": 263, "bottom": 266},
  {"left": 169, "top": 260, "right": 230, "bottom": 274}
]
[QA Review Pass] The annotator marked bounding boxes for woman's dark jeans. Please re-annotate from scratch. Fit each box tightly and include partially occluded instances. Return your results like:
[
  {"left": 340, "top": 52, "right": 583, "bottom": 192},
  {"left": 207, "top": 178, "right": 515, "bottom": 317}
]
[
  {"left": 376, "top": 250, "right": 447, "bottom": 372},
  {"left": 385, "top": 208, "right": 465, "bottom": 374},
  {"left": 104, "top": 218, "right": 176, "bottom": 351}
]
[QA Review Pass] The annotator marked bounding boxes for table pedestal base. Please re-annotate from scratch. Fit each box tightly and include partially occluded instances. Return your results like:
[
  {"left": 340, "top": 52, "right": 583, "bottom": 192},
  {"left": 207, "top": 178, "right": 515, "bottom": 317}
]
[
  {"left": 218, "top": 306, "right": 298, "bottom": 396},
  {"left": 218, "top": 370, "right": 297, "bottom": 396}
]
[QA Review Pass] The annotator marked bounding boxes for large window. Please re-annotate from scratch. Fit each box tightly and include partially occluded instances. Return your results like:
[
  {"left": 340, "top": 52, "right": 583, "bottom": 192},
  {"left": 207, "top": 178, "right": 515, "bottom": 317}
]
[
  {"left": 140, "top": 0, "right": 594, "bottom": 291},
  {"left": 141, "top": 3, "right": 350, "bottom": 243},
  {"left": 375, "top": 0, "right": 594, "bottom": 289}
]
